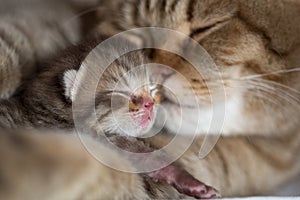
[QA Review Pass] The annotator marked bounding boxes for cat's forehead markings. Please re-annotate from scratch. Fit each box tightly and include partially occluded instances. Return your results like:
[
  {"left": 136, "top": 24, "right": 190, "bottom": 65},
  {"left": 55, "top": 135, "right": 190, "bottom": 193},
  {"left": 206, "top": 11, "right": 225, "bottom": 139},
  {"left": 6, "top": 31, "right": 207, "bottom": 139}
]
[{"left": 175, "top": 22, "right": 190, "bottom": 35}]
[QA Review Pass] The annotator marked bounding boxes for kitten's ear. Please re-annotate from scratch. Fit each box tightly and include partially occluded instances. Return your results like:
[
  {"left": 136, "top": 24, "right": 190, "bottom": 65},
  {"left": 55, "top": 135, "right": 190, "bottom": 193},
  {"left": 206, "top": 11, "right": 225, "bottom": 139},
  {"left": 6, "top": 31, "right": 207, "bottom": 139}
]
[
  {"left": 63, "top": 63, "right": 89, "bottom": 102},
  {"left": 63, "top": 69, "right": 77, "bottom": 102}
]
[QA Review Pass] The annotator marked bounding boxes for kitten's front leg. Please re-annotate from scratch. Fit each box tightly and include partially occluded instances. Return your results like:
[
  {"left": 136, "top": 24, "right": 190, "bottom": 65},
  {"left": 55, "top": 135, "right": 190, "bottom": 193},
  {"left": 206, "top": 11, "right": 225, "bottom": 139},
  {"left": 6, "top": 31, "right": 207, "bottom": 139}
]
[
  {"left": 107, "top": 135, "right": 219, "bottom": 199},
  {"left": 148, "top": 164, "right": 219, "bottom": 199}
]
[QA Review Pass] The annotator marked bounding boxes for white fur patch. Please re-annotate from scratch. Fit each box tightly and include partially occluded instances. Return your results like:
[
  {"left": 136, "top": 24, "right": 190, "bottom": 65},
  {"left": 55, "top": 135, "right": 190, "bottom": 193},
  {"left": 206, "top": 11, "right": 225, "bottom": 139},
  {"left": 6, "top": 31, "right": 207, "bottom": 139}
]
[
  {"left": 63, "top": 63, "right": 89, "bottom": 102},
  {"left": 63, "top": 69, "right": 77, "bottom": 101},
  {"left": 160, "top": 94, "right": 244, "bottom": 136}
]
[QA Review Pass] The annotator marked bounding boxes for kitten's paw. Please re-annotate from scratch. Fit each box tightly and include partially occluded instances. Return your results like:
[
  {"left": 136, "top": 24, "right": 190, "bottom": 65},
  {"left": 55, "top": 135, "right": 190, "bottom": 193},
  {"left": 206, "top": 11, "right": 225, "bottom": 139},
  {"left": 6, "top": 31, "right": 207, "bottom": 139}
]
[
  {"left": 150, "top": 165, "right": 220, "bottom": 199},
  {"left": 175, "top": 177, "right": 220, "bottom": 199}
]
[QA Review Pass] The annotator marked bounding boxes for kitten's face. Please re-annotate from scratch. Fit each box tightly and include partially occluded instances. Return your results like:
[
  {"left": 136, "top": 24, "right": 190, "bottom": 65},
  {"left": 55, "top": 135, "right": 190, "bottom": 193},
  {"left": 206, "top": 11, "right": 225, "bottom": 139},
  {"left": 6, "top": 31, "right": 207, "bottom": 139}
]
[
  {"left": 64, "top": 51, "right": 165, "bottom": 137},
  {"left": 102, "top": 83, "right": 162, "bottom": 137},
  {"left": 96, "top": 0, "right": 300, "bottom": 136}
]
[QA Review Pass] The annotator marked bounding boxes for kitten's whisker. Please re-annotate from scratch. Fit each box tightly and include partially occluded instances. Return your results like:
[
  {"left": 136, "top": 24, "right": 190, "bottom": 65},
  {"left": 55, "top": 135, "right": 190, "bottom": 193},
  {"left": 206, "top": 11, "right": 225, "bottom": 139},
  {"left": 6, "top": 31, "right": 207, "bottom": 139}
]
[
  {"left": 224, "top": 77, "right": 300, "bottom": 103},
  {"left": 104, "top": 90, "right": 131, "bottom": 98},
  {"left": 202, "top": 79, "right": 225, "bottom": 85},
  {"left": 222, "top": 68, "right": 300, "bottom": 95},
  {"left": 247, "top": 91, "right": 284, "bottom": 108}
]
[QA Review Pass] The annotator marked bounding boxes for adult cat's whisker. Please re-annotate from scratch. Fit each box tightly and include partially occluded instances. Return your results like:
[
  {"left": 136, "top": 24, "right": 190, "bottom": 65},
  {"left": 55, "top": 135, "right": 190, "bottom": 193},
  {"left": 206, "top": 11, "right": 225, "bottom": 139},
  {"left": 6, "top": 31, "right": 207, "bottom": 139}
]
[
  {"left": 253, "top": 78, "right": 300, "bottom": 94},
  {"left": 224, "top": 77, "right": 300, "bottom": 103},
  {"left": 225, "top": 71, "right": 300, "bottom": 95},
  {"left": 224, "top": 85, "right": 294, "bottom": 108},
  {"left": 244, "top": 80, "right": 300, "bottom": 105},
  {"left": 193, "top": 79, "right": 300, "bottom": 107},
  {"left": 236, "top": 68, "right": 300, "bottom": 80},
  {"left": 217, "top": 85, "right": 288, "bottom": 108},
  {"left": 204, "top": 81, "right": 226, "bottom": 87},
  {"left": 226, "top": 81, "right": 300, "bottom": 107},
  {"left": 220, "top": 82, "right": 300, "bottom": 110}
]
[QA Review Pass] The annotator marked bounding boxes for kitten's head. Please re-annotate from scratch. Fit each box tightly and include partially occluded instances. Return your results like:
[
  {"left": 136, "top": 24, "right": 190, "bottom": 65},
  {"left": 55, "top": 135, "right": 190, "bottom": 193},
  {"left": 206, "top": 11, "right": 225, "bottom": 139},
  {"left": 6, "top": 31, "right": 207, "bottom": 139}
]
[
  {"left": 63, "top": 51, "right": 168, "bottom": 137},
  {"left": 97, "top": 0, "right": 300, "bottom": 136}
]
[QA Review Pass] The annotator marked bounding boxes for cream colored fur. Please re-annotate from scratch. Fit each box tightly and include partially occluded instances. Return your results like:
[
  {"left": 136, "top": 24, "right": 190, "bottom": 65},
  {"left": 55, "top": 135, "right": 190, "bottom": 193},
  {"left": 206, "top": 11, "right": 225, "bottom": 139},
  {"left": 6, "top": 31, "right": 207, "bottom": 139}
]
[{"left": 93, "top": 0, "right": 300, "bottom": 197}]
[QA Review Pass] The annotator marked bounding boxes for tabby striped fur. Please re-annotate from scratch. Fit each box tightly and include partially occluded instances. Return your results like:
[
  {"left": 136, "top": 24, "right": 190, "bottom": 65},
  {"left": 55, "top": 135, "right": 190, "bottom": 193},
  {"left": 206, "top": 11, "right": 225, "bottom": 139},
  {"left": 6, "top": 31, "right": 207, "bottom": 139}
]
[
  {"left": 91, "top": 0, "right": 300, "bottom": 197},
  {"left": 0, "top": 0, "right": 81, "bottom": 98},
  {"left": 0, "top": 0, "right": 299, "bottom": 199}
]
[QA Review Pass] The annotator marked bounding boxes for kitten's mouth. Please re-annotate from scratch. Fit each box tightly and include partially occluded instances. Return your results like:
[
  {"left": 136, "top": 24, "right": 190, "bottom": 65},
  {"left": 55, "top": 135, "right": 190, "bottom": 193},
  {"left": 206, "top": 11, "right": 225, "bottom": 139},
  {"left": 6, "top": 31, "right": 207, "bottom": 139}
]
[
  {"left": 129, "top": 94, "right": 155, "bottom": 128},
  {"left": 140, "top": 111, "right": 153, "bottom": 129}
]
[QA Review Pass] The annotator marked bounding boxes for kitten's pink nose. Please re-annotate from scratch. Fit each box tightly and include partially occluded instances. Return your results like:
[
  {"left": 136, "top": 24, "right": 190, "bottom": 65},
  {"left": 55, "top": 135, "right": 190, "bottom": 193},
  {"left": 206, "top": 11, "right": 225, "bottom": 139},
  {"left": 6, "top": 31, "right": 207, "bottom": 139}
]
[{"left": 143, "top": 98, "right": 154, "bottom": 111}]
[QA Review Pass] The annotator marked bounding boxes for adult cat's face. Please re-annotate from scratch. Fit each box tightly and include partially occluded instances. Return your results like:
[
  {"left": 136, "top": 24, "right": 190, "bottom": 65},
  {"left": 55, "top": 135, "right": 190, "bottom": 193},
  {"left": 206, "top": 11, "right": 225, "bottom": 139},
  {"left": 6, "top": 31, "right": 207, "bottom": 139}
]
[{"left": 96, "top": 0, "right": 300, "bottom": 136}]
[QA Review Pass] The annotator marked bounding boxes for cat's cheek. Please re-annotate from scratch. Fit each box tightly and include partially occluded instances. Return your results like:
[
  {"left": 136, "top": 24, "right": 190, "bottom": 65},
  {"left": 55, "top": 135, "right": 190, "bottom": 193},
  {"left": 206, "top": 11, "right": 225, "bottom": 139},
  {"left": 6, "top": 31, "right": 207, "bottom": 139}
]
[
  {"left": 158, "top": 101, "right": 233, "bottom": 136},
  {"left": 159, "top": 103, "right": 212, "bottom": 135},
  {"left": 160, "top": 94, "right": 249, "bottom": 136}
]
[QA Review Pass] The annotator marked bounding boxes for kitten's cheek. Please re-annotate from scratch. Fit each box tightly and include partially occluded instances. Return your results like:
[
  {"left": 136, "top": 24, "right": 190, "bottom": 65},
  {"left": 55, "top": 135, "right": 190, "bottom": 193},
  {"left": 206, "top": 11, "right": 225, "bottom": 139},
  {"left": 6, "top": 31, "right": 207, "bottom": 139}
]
[
  {"left": 135, "top": 109, "right": 156, "bottom": 134},
  {"left": 140, "top": 112, "right": 153, "bottom": 128}
]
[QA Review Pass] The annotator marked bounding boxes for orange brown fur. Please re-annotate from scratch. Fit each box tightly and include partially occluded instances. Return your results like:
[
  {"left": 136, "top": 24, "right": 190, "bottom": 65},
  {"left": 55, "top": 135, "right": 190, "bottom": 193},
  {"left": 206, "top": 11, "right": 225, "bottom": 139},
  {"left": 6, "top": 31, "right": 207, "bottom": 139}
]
[{"left": 0, "top": 0, "right": 300, "bottom": 199}]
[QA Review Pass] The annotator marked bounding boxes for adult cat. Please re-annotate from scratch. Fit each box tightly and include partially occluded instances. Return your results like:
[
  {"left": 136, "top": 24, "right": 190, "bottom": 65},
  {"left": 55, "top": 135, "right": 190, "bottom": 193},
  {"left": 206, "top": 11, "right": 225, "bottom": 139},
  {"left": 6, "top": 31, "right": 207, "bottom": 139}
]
[{"left": 90, "top": 0, "right": 300, "bottom": 197}]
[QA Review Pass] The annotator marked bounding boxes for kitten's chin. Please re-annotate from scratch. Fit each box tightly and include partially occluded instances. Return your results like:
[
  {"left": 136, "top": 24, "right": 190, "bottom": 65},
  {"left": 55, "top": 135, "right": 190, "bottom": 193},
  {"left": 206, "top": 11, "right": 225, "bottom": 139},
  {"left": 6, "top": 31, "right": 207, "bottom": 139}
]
[
  {"left": 113, "top": 114, "right": 156, "bottom": 138},
  {"left": 115, "top": 122, "right": 155, "bottom": 137}
]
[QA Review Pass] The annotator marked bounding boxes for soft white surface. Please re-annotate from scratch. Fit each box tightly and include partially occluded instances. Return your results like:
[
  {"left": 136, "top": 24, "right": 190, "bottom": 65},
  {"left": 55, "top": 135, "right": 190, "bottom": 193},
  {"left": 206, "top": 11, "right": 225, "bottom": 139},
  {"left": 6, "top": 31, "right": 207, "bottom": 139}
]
[
  {"left": 221, "top": 176, "right": 300, "bottom": 199},
  {"left": 276, "top": 176, "right": 300, "bottom": 196},
  {"left": 222, "top": 198, "right": 300, "bottom": 200}
]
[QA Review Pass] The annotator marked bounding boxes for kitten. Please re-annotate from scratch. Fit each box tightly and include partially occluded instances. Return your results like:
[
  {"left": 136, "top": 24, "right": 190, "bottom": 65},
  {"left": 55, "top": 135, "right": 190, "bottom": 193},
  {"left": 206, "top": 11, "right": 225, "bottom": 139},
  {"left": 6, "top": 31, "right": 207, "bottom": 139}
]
[
  {"left": 0, "top": 129, "right": 219, "bottom": 200},
  {"left": 0, "top": 35, "right": 218, "bottom": 198},
  {"left": 0, "top": 36, "right": 161, "bottom": 133}
]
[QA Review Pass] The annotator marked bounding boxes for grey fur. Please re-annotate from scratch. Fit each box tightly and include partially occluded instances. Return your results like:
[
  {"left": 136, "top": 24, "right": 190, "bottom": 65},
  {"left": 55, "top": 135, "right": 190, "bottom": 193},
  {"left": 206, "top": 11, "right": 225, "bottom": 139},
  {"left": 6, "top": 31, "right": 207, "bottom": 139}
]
[
  {"left": 0, "top": 37, "right": 158, "bottom": 134},
  {"left": 0, "top": 0, "right": 81, "bottom": 98}
]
